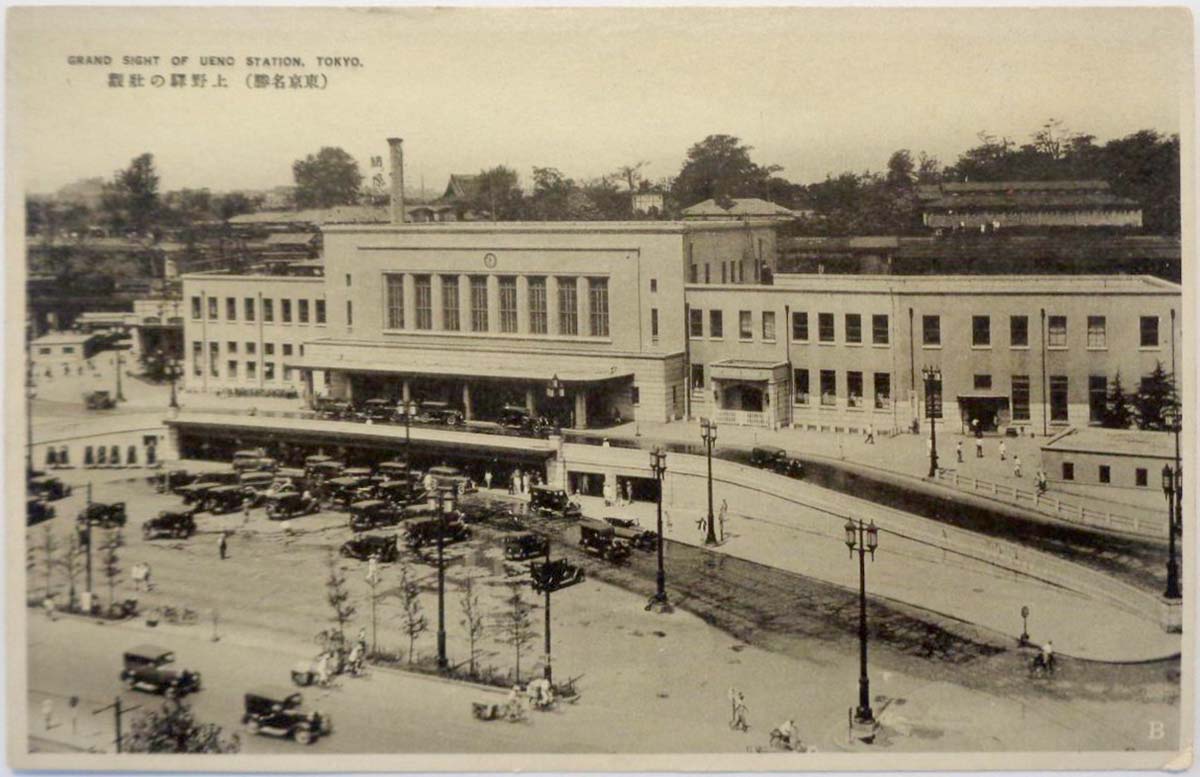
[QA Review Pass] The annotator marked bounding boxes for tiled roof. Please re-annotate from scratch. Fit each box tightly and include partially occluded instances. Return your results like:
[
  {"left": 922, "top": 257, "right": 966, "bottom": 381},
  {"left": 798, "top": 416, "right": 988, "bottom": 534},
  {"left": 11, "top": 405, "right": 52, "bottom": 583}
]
[{"left": 682, "top": 197, "right": 797, "bottom": 218}]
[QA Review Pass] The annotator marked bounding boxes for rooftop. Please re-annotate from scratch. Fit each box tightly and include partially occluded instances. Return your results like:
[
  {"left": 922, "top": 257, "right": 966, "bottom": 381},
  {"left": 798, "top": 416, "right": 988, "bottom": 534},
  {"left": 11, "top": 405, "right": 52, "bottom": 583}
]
[
  {"left": 323, "top": 219, "right": 778, "bottom": 235},
  {"left": 228, "top": 206, "right": 389, "bottom": 226},
  {"left": 682, "top": 197, "right": 798, "bottom": 219},
  {"left": 1042, "top": 427, "right": 1174, "bottom": 458},
  {"left": 33, "top": 331, "right": 96, "bottom": 345},
  {"left": 767, "top": 273, "right": 1179, "bottom": 295}
]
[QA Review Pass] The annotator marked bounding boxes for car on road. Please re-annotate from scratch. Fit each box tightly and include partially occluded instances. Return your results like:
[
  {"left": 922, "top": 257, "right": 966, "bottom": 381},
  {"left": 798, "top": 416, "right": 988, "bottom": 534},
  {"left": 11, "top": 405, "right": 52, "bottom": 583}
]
[
  {"left": 358, "top": 398, "right": 397, "bottom": 422},
  {"left": 84, "top": 390, "right": 117, "bottom": 410},
  {"left": 375, "top": 479, "right": 421, "bottom": 506},
  {"left": 27, "top": 497, "right": 55, "bottom": 526},
  {"left": 234, "top": 455, "right": 277, "bottom": 474},
  {"left": 340, "top": 534, "right": 399, "bottom": 563},
  {"left": 314, "top": 397, "right": 354, "bottom": 420},
  {"left": 267, "top": 492, "right": 320, "bottom": 520},
  {"left": 750, "top": 446, "right": 805, "bottom": 479},
  {"left": 404, "top": 515, "right": 472, "bottom": 550},
  {"left": 414, "top": 401, "right": 464, "bottom": 426},
  {"left": 375, "top": 460, "right": 412, "bottom": 482},
  {"left": 177, "top": 481, "right": 220, "bottom": 506},
  {"left": 348, "top": 500, "right": 406, "bottom": 532},
  {"left": 156, "top": 469, "right": 197, "bottom": 494},
  {"left": 119, "top": 644, "right": 202, "bottom": 698},
  {"left": 604, "top": 517, "right": 657, "bottom": 551},
  {"left": 29, "top": 474, "right": 72, "bottom": 501},
  {"left": 503, "top": 531, "right": 548, "bottom": 561},
  {"left": 578, "top": 518, "right": 631, "bottom": 562},
  {"left": 242, "top": 687, "right": 331, "bottom": 745},
  {"left": 529, "top": 485, "right": 581, "bottom": 519},
  {"left": 530, "top": 558, "right": 585, "bottom": 593},
  {"left": 306, "top": 460, "right": 346, "bottom": 481},
  {"left": 201, "top": 484, "right": 248, "bottom": 515},
  {"left": 323, "top": 475, "right": 375, "bottom": 508},
  {"left": 77, "top": 501, "right": 127, "bottom": 528},
  {"left": 142, "top": 510, "right": 197, "bottom": 540},
  {"left": 425, "top": 465, "right": 475, "bottom": 495}
]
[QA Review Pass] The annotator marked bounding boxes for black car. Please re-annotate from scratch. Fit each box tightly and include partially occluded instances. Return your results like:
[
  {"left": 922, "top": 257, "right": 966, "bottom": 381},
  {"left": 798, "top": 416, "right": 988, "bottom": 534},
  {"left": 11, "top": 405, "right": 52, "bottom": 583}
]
[
  {"left": 340, "top": 534, "right": 399, "bottom": 563},
  {"left": 27, "top": 497, "right": 55, "bottom": 527},
  {"left": 29, "top": 474, "right": 72, "bottom": 501},
  {"left": 200, "top": 485, "right": 247, "bottom": 515},
  {"left": 404, "top": 515, "right": 471, "bottom": 550},
  {"left": 267, "top": 492, "right": 320, "bottom": 520},
  {"left": 503, "top": 532, "right": 548, "bottom": 561},
  {"left": 157, "top": 469, "right": 197, "bottom": 494},
  {"left": 530, "top": 558, "right": 585, "bottom": 593},
  {"left": 604, "top": 517, "right": 657, "bottom": 551},
  {"left": 375, "top": 479, "right": 420, "bottom": 506},
  {"left": 120, "top": 644, "right": 202, "bottom": 698},
  {"left": 529, "top": 486, "right": 581, "bottom": 519},
  {"left": 415, "top": 401, "right": 463, "bottom": 426},
  {"left": 578, "top": 519, "right": 631, "bottom": 562},
  {"left": 348, "top": 500, "right": 405, "bottom": 532},
  {"left": 358, "top": 398, "right": 397, "bottom": 422},
  {"left": 314, "top": 397, "right": 354, "bottom": 420},
  {"left": 323, "top": 476, "right": 374, "bottom": 508},
  {"left": 242, "top": 687, "right": 331, "bottom": 745},
  {"left": 77, "top": 501, "right": 127, "bottom": 528},
  {"left": 177, "top": 482, "right": 219, "bottom": 506},
  {"left": 143, "top": 510, "right": 197, "bottom": 540},
  {"left": 750, "top": 446, "right": 805, "bottom": 479}
]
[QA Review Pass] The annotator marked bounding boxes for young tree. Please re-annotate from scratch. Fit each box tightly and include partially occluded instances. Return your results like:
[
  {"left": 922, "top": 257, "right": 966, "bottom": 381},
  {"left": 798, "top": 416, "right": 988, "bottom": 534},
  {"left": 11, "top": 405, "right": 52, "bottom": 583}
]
[
  {"left": 99, "top": 528, "right": 124, "bottom": 609},
  {"left": 39, "top": 525, "right": 58, "bottom": 599},
  {"left": 397, "top": 556, "right": 427, "bottom": 663},
  {"left": 1134, "top": 362, "right": 1178, "bottom": 431},
  {"left": 498, "top": 579, "right": 535, "bottom": 684},
  {"left": 292, "top": 147, "right": 364, "bottom": 208},
  {"left": 1103, "top": 371, "right": 1135, "bottom": 429},
  {"left": 458, "top": 572, "right": 486, "bottom": 678},
  {"left": 56, "top": 531, "right": 86, "bottom": 609},
  {"left": 122, "top": 701, "right": 241, "bottom": 753},
  {"left": 323, "top": 550, "right": 357, "bottom": 651}
]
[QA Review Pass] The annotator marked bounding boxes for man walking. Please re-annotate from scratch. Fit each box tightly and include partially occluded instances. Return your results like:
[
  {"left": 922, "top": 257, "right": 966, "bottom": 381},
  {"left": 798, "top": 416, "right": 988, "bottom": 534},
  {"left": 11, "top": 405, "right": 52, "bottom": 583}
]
[
  {"left": 484, "top": 469, "right": 493, "bottom": 490},
  {"left": 975, "top": 437, "right": 984, "bottom": 459},
  {"left": 956, "top": 440, "right": 963, "bottom": 463},
  {"left": 865, "top": 424, "right": 875, "bottom": 445},
  {"left": 998, "top": 439, "right": 1007, "bottom": 462},
  {"left": 731, "top": 690, "right": 749, "bottom": 732},
  {"left": 218, "top": 531, "right": 228, "bottom": 560},
  {"left": 1013, "top": 454, "right": 1023, "bottom": 479}
]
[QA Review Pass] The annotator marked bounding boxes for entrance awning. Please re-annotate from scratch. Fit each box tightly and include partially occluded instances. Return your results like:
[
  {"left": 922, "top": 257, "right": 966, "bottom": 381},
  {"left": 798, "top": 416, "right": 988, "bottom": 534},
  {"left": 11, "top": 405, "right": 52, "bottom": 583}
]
[
  {"left": 956, "top": 392, "right": 1010, "bottom": 401},
  {"left": 709, "top": 359, "right": 788, "bottom": 382},
  {"left": 284, "top": 356, "right": 632, "bottom": 385}
]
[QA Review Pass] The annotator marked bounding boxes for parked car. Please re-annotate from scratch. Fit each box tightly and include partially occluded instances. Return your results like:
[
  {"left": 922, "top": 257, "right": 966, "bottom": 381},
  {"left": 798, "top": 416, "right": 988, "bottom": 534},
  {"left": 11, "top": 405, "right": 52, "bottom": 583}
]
[
  {"left": 306, "top": 460, "right": 346, "bottom": 481},
  {"left": 578, "top": 518, "right": 630, "bottom": 562},
  {"left": 234, "top": 456, "right": 277, "bottom": 474},
  {"left": 425, "top": 465, "right": 475, "bottom": 494},
  {"left": 77, "top": 501, "right": 127, "bottom": 528},
  {"left": 414, "top": 401, "right": 463, "bottom": 426},
  {"left": 267, "top": 492, "right": 320, "bottom": 520},
  {"left": 314, "top": 397, "right": 354, "bottom": 420},
  {"left": 348, "top": 500, "right": 405, "bottom": 532},
  {"left": 194, "top": 471, "right": 241, "bottom": 486},
  {"left": 358, "top": 398, "right": 396, "bottom": 422},
  {"left": 84, "top": 390, "right": 116, "bottom": 410},
  {"left": 27, "top": 497, "right": 55, "bottom": 527},
  {"left": 323, "top": 476, "right": 374, "bottom": 508},
  {"left": 157, "top": 469, "right": 197, "bottom": 494},
  {"left": 375, "top": 479, "right": 420, "bottom": 506},
  {"left": 503, "top": 531, "right": 548, "bottom": 561},
  {"left": 340, "top": 534, "right": 399, "bottom": 563},
  {"left": 177, "top": 482, "right": 219, "bottom": 506},
  {"left": 604, "top": 517, "right": 657, "bottom": 551},
  {"left": 529, "top": 485, "right": 581, "bottom": 519},
  {"left": 241, "top": 687, "right": 331, "bottom": 745},
  {"left": 404, "top": 515, "right": 471, "bottom": 550},
  {"left": 374, "top": 461, "right": 412, "bottom": 482},
  {"left": 233, "top": 448, "right": 268, "bottom": 467},
  {"left": 750, "top": 446, "right": 805, "bottom": 478},
  {"left": 200, "top": 485, "right": 247, "bottom": 515},
  {"left": 143, "top": 510, "right": 197, "bottom": 540},
  {"left": 119, "top": 644, "right": 202, "bottom": 697},
  {"left": 530, "top": 558, "right": 585, "bottom": 593},
  {"left": 29, "top": 474, "right": 72, "bottom": 501}
]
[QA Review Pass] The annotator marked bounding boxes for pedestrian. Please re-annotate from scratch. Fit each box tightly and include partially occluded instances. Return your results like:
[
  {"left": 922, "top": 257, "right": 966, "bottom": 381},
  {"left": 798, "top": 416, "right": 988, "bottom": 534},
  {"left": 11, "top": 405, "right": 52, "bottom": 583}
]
[
  {"left": 218, "top": 531, "right": 228, "bottom": 560},
  {"left": 955, "top": 440, "right": 963, "bottom": 463},
  {"left": 603, "top": 480, "right": 614, "bottom": 507},
  {"left": 142, "top": 563, "right": 153, "bottom": 592},
  {"left": 727, "top": 687, "right": 739, "bottom": 727},
  {"left": 975, "top": 437, "right": 983, "bottom": 459},
  {"left": 243, "top": 499, "right": 252, "bottom": 525},
  {"left": 972, "top": 418, "right": 981, "bottom": 439},
  {"left": 484, "top": 469, "right": 493, "bottom": 490},
  {"left": 732, "top": 691, "right": 749, "bottom": 732},
  {"left": 43, "top": 593, "right": 57, "bottom": 622},
  {"left": 1013, "top": 454, "right": 1023, "bottom": 478},
  {"left": 998, "top": 439, "right": 1007, "bottom": 462},
  {"left": 41, "top": 698, "right": 54, "bottom": 732},
  {"left": 718, "top": 500, "right": 728, "bottom": 542},
  {"left": 625, "top": 481, "right": 633, "bottom": 505},
  {"left": 521, "top": 471, "right": 530, "bottom": 496},
  {"left": 1036, "top": 469, "right": 1048, "bottom": 494},
  {"left": 865, "top": 424, "right": 875, "bottom": 445}
]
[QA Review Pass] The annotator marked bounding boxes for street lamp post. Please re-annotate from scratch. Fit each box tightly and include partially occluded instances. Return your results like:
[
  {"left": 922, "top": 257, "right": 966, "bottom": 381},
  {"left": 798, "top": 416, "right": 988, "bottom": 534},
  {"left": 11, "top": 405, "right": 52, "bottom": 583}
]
[
  {"left": 844, "top": 518, "right": 879, "bottom": 729},
  {"left": 114, "top": 347, "right": 126, "bottom": 403},
  {"left": 427, "top": 485, "right": 456, "bottom": 671},
  {"left": 401, "top": 399, "right": 416, "bottom": 464},
  {"left": 1162, "top": 465, "right": 1181, "bottom": 600},
  {"left": 921, "top": 366, "right": 941, "bottom": 478},
  {"left": 646, "top": 447, "right": 669, "bottom": 611},
  {"left": 1019, "top": 605, "right": 1030, "bottom": 646},
  {"left": 546, "top": 374, "right": 565, "bottom": 433},
  {"left": 700, "top": 418, "right": 718, "bottom": 545}
]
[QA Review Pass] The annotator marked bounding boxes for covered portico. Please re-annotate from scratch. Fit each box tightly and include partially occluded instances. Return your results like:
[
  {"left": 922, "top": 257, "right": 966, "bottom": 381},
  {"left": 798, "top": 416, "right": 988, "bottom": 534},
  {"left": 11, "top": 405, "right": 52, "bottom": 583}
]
[
  {"left": 956, "top": 391, "right": 1011, "bottom": 433},
  {"left": 708, "top": 359, "right": 791, "bottom": 429}
]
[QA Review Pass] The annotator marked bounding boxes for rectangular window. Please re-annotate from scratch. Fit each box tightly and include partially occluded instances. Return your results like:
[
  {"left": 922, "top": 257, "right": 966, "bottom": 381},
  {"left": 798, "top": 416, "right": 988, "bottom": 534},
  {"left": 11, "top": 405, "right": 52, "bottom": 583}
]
[
  {"left": 315, "top": 299, "right": 326, "bottom": 324},
  {"left": 691, "top": 363, "right": 705, "bottom": 390},
  {"left": 1140, "top": 316, "right": 1159, "bottom": 348},
  {"left": 246, "top": 361, "right": 257, "bottom": 379},
  {"left": 527, "top": 277, "right": 546, "bottom": 334},
  {"left": 872, "top": 314, "right": 889, "bottom": 344},
  {"left": 346, "top": 301, "right": 353, "bottom": 327},
  {"left": 498, "top": 276, "right": 518, "bottom": 333},
  {"left": 283, "top": 366, "right": 293, "bottom": 381},
  {"left": 689, "top": 265, "right": 698, "bottom": 284},
  {"left": 818, "top": 313, "right": 835, "bottom": 343},
  {"left": 689, "top": 308, "right": 703, "bottom": 337},
  {"left": 650, "top": 278, "right": 658, "bottom": 293},
  {"left": 245, "top": 341, "right": 256, "bottom": 355},
  {"left": 281, "top": 299, "right": 292, "bottom": 323},
  {"left": 1089, "top": 375, "right": 1107, "bottom": 423},
  {"left": 244, "top": 297, "right": 255, "bottom": 321},
  {"left": 874, "top": 373, "right": 891, "bottom": 409},
  {"left": 819, "top": 370, "right": 837, "bottom": 406},
  {"left": 792, "top": 312, "right": 809, "bottom": 342},
  {"left": 1063, "top": 462, "right": 1074, "bottom": 481},
  {"left": 631, "top": 386, "right": 640, "bottom": 405},
  {"left": 207, "top": 297, "right": 218, "bottom": 320},
  {"left": 588, "top": 278, "right": 609, "bottom": 337},
  {"left": 209, "top": 342, "right": 219, "bottom": 377},
  {"left": 226, "top": 297, "right": 237, "bottom": 321},
  {"left": 264, "top": 362, "right": 275, "bottom": 381},
  {"left": 386, "top": 274, "right": 404, "bottom": 329},
  {"left": 845, "top": 314, "right": 862, "bottom": 344},
  {"left": 282, "top": 343, "right": 293, "bottom": 356},
  {"left": 972, "top": 315, "right": 991, "bottom": 347},
  {"left": 709, "top": 310, "right": 723, "bottom": 339},
  {"left": 557, "top": 277, "right": 577, "bottom": 335},
  {"left": 263, "top": 299, "right": 274, "bottom": 323},
  {"left": 298, "top": 299, "right": 310, "bottom": 324},
  {"left": 1050, "top": 375, "right": 1069, "bottom": 422},
  {"left": 974, "top": 374, "right": 992, "bottom": 390},
  {"left": 1048, "top": 315, "right": 1067, "bottom": 348},
  {"left": 415, "top": 275, "right": 433, "bottom": 331},
  {"left": 704, "top": 265, "right": 710, "bottom": 284},
  {"left": 847, "top": 371, "right": 863, "bottom": 407},
  {"left": 1012, "top": 375, "right": 1031, "bottom": 421},
  {"left": 794, "top": 368, "right": 810, "bottom": 404},
  {"left": 1010, "top": 315, "right": 1028, "bottom": 347},
  {"left": 345, "top": 273, "right": 352, "bottom": 287},
  {"left": 227, "top": 360, "right": 238, "bottom": 378},
  {"left": 739, "top": 311, "right": 753, "bottom": 340},
  {"left": 264, "top": 343, "right": 275, "bottom": 356},
  {"left": 1136, "top": 468, "right": 1148, "bottom": 487},
  {"left": 1087, "top": 316, "right": 1106, "bottom": 349},
  {"left": 651, "top": 308, "right": 660, "bottom": 339},
  {"left": 471, "top": 276, "right": 489, "bottom": 332},
  {"left": 720, "top": 263, "right": 727, "bottom": 284},
  {"left": 762, "top": 311, "right": 776, "bottom": 341},
  {"left": 192, "top": 341, "right": 202, "bottom": 376},
  {"left": 1099, "top": 465, "right": 1111, "bottom": 484},
  {"left": 438, "top": 276, "right": 460, "bottom": 332},
  {"left": 191, "top": 296, "right": 202, "bottom": 319},
  {"left": 922, "top": 315, "right": 941, "bottom": 346},
  {"left": 227, "top": 341, "right": 237, "bottom": 354}
]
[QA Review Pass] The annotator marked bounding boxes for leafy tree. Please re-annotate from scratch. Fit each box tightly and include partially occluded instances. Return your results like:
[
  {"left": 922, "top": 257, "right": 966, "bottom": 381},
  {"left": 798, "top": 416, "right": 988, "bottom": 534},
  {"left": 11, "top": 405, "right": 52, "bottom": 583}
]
[
  {"left": 1134, "top": 361, "right": 1178, "bottom": 431},
  {"left": 122, "top": 701, "right": 240, "bottom": 753},
  {"left": 100, "top": 153, "right": 161, "bottom": 235},
  {"left": 471, "top": 166, "right": 524, "bottom": 221},
  {"left": 39, "top": 525, "right": 58, "bottom": 599},
  {"left": 396, "top": 555, "right": 427, "bottom": 663},
  {"left": 99, "top": 529, "right": 124, "bottom": 609},
  {"left": 672, "top": 134, "right": 777, "bottom": 209},
  {"left": 528, "top": 167, "right": 575, "bottom": 221},
  {"left": 458, "top": 572, "right": 486, "bottom": 678},
  {"left": 615, "top": 161, "right": 648, "bottom": 192},
  {"left": 1102, "top": 371, "right": 1135, "bottom": 429},
  {"left": 323, "top": 550, "right": 356, "bottom": 650},
  {"left": 498, "top": 579, "right": 535, "bottom": 683},
  {"left": 292, "top": 147, "right": 363, "bottom": 209},
  {"left": 214, "top": 192, "right": 255, "bottom": 222}
]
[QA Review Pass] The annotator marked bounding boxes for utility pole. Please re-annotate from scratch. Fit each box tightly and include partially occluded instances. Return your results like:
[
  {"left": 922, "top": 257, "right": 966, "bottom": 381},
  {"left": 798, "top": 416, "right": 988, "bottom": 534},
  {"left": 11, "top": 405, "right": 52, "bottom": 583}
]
[
  {"left": 646, "top": 448, "right": 669, "bottom": 611},
  {"left": 114, "top": 348, "right": 125, "bottom": 403},
  {"left": 543, "top": 541, "right": 553, "bottom": 684},
  {"left": 93, "top": 696, "right": 139, "bottom": 753},
  {"left": 700, "top": 418, "right": 718, "bottom": 545},
  {"left": 85, "top": 482, "right": 94, "bottom": 599},
  {"left": 843, "top": 519, "right": 879, "bottom": 730}
]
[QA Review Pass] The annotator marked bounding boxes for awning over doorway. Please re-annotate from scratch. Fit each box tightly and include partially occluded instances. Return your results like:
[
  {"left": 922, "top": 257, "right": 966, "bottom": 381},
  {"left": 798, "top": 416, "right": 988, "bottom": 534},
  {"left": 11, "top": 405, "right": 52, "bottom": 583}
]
[
  {"left": 284, "top": 355, "right": 632, "bottom": 385},
  {"left": 709, "top": 359, "right": 788, "bottom": 382}
]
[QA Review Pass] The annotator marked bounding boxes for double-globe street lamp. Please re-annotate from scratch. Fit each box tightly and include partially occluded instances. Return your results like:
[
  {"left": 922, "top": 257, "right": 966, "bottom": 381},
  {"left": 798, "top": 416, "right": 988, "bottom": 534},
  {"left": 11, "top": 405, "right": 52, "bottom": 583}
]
[
  {"left": 921, "top": 366, "right": 942, "bottom": 478},
  {"left": 426, "top": 485, "right": 457, "bottom": 671},
  {"left": 157, "top": 349, "right": 182, "bottom": 409},
  {"left": 646, "top": 447, "right": 669, "bottom": 611},
  {"left": 700, "top": 418, "right": 719, "bottom": 546},
  {"left": 844, "top": 518, "right": 880, "bottom": 729},
  {"left": 1162, "top": 464, "right": 1182, "bottom": 600}
]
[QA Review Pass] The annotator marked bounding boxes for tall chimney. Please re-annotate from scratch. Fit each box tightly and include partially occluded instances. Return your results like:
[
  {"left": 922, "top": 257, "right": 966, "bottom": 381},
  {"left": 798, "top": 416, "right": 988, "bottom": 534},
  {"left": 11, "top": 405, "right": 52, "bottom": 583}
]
[{"left": 387, "top": 137, "right": 406, "bottom": 225}]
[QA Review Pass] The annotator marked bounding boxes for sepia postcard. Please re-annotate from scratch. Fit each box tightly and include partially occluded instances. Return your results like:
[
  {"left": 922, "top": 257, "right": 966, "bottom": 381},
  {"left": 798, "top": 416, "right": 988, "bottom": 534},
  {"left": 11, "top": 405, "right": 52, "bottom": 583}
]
[{"left": 4, "top": 5, "right": 1195, "bottom": 772}]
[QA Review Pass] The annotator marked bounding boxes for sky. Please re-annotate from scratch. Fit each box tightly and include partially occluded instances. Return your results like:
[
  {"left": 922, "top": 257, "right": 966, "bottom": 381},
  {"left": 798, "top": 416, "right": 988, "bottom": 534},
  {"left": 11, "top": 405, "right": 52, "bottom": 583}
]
[{"left": 6, "top": 6, "right": 1193, "bottom": 196}]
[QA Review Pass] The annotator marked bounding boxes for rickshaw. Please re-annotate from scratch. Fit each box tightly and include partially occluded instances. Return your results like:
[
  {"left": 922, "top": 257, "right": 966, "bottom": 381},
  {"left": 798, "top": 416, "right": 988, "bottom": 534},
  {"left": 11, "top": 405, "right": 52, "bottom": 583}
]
[
  {"left": 503, "top": 532, "right": 549, "bottom": 561},
  {"left": 202, "top": 484, "right": 247, "bottom": 515},
  {"left": 578, "top": 518, "right": 631, "bottom": 562},
  {"left": 529, "top": 485, "right": 582, "bottom": 519}
]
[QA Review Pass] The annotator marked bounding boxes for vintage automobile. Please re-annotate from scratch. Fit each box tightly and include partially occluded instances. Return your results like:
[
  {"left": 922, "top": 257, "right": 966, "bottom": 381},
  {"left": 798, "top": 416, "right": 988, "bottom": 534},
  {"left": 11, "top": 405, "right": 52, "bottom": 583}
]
[
  {"left": 374, "top": 461, "right": 412, "bottom": 481},
  {"left": 530, "top": 558, "right": 585, "bottom": 593},
  {"left": 358, "top": 398, "right": 397, "bottom": 422},
  {"left": 404, "top": 515, "right": 471, "bottom": 550},
  {"left": 233, "top": 447, "right": 268, "bottom": 466},
  {"left": 503, "top": 531, "right": 549, "bottom": 561},
  {"left": 27, "top": 497, "right": 55, "bottom": 527},
  {"left": 306, "top": 460, "right": 346, "bottom": 482},
  {"left": 750, "top": 446, "right": 805, "bottom": 479},
  {"left": 157, "top": 469, "right": 197, "bottom": 494},
  {"left": 314, "top": 397, "right": 354, "bottom": 420},
  {"left": 425, "top": 465, "right": 475, "bottom": 495},
  {"left": 341, "top": 467, "right": 374, "bottom": 480},
  {"left": 119, "top": 644, "right": 202, "bottom": 697},
  {"left": 340, "top": 534, "right": 399, "bottom": 563},
  {"left": 497, "top": 405, "right": 551, "bottom": 436},
  {"left": 241, "top": 687, "right": 331, "bottom": 745},
  {"left": 578, "top": 518, "right": 631, "bottom": 562},
  {"left": 143, "top": 510, "right": 197, "bottom": 540},
  {"left": 84, "top": 390, "right": 117, "bottom": 410},
  {"left": 177, "top": 481, "right": 219, "bottom": 506},
  {"left": 77, "top": 501, "right": 127, "bottom": 528},
  {"left": 529, "top": 485, "right": 582, "bottom": 519},
  {"left": 239, "top": 470, "right": 276, "bottom": 488},
  {"left": 194, "top": 471, "right": 241, "bottom": 486},
  {"left": 201, "top": 484, "right": 247, "bottom": 515},
  {"left": 323, "top": 476, "right": 374, "bottom": 508},
  {"left": 414, "top": 401, "right": 464, "bottom": 426},
  {"left": 348, "top": 500, "right": 405, "bottom": 532},
  {"left": 604, "top": 517, "right": 658, "bottom": 552},
  {"left": 267, "top": 492, "right": 320, "bottom": 520},
  {"left": 375, "top": 479, "right": 420, "bottom": 506},
  {"left": 234, "top": 456, "right": 277, "bottom": 474},
  {"left": 29, "top": 474, "right": 72, "bottom": 501}
]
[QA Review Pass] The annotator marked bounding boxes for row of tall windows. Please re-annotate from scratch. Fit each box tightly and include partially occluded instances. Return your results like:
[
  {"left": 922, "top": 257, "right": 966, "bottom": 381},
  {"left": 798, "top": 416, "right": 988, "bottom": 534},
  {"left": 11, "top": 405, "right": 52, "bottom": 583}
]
[
  {"left": 790, "top": 368, "right": 892, "bottom": 409},
  {"left": 190, "top": 340, "right": 299, "bottom": 381},
  {"left": 922, "top": 314, "right": 1162, "bottom": 350},
  {"left": 190, "top": 295, "right": 325, "bottom": 324}
]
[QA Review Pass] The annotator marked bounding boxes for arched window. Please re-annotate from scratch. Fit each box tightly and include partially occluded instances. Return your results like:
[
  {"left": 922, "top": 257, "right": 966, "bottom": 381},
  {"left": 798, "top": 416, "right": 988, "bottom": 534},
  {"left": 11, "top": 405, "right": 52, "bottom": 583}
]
[
  {"left": 84, "top": 446, "right": 94, "bottom": 466},
  {"left": 95, "top": 446, "right": 106, "bottom": 465},
  {"left": 110, "top": 445, "right": 121, "bottom": 465},
  {"left": 127, "top": 445, "right": 138, "bottom": 465}
]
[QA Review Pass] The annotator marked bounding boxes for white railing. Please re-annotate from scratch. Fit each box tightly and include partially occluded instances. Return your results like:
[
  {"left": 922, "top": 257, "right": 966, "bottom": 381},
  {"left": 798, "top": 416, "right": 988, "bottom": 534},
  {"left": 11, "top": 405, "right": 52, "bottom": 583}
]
[{"left": 715, "top": 409, "right": 767, "bottom": 427}]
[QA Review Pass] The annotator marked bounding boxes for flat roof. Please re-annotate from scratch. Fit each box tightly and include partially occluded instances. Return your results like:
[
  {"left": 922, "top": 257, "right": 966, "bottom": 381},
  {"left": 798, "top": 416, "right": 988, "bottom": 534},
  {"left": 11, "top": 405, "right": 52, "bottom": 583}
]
[
  {"left": 32, "top": 332, "right": 95, "bottom": 345},
  {"left": 323, "top": 220, "right": 778, "bottom": 235},
  {"left": 767, "top": 273, "right": 1179, "bottom": 295},
  {"left": 1042, "top": 427, "right": 1173, "bottom": 458},
  {"left": 287, "top": 354, "right": 632, "bottom": 383}
]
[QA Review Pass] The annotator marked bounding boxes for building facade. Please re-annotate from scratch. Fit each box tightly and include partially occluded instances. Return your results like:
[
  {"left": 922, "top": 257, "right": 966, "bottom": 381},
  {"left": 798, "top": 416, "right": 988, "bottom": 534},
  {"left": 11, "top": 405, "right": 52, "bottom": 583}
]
[
  {"left": 920, "top": 180, "right": 1143, "bottom": 230},
  {"left": 1040, "top": 427, "right": 1173, "bottom": 491}
]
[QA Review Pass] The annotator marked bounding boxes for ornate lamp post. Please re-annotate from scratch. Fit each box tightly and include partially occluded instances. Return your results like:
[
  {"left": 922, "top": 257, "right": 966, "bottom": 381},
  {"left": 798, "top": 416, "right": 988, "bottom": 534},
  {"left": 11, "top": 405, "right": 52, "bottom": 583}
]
[
  {"left": 546, "top": 374, "right": 565, "bottom": 432},
  {"left": 1162, "top": 465, "right": 1181, "bottom": 600},
  {"left": 921, "top": 366, "right": 941, "bottom": 478},
  {"left": 159, "top": 349, "right": 181, "bottom": 409},
  {"left": 427, "top": 485, "right": 457, "bottom": 671},
  {"left": 700, "top": 418, "right": 718, "bottom": 545},
  {"left": 844, "top": 518, "right": 879, "bottom": 729},
  {"left": 646, "top": 447, "right": 669, "bottom": 611}
]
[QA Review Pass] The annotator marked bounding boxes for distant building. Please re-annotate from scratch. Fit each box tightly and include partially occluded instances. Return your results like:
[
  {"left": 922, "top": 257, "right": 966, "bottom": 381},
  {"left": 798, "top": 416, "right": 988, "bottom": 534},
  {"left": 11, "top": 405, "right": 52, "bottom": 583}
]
[
  {"left": 632, "top": 190, "right": 665, "bottom": 216},
  {"left": 408, "top": 174, "right": 484, "bottom": 222},
  {"left": 31, "top": 331, "right": 98, "bottom": 368},
  {"left": 920, "top": 180, "right": 1143, "bottom": 230},
  {"left": 261, "top": 185, "right": 296, "bottom": 211},
  {"left": 1041, "top": 427, "right": 1173, "bottom": 492},
  {"left": 682, "top": 197, "right": 801, "bottom": 222}
]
